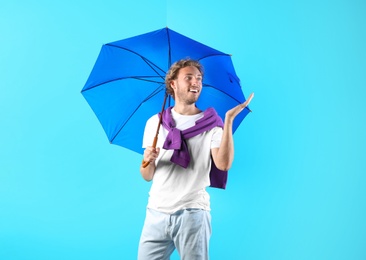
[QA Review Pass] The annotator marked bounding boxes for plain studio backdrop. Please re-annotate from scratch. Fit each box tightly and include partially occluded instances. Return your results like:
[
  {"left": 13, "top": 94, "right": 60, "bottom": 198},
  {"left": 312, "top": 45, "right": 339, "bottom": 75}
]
[{"left": 1, "top": 0, "right": 365, "bottom": 259}]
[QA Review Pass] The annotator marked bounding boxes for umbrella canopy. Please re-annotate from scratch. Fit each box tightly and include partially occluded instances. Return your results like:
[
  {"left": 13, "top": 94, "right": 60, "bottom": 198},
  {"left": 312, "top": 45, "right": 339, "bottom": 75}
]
[{"left": 81, "top": 27, "right": 250, "bottom": 154}]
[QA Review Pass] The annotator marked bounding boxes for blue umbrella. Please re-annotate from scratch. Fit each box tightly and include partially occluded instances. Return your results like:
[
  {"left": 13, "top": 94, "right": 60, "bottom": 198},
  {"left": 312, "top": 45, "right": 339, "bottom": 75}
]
[{"left": 81, "top": 27, "right": 250, "bottom": 154}]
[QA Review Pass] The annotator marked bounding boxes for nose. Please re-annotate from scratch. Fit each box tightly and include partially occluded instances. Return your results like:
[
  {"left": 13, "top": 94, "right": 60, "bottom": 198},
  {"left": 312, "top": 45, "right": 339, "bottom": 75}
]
[{"left": 192, "top": 77, "right": 200, "bottom": 86}]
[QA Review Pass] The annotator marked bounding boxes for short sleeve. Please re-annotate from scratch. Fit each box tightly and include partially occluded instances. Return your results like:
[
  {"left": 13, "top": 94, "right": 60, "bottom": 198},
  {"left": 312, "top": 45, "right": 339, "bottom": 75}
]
[
  {"left": 211, "top": 126, "right": 223, "bottom": 148},
  {"left": 142, "top": 114, "right": 159, "bottom": 148}
]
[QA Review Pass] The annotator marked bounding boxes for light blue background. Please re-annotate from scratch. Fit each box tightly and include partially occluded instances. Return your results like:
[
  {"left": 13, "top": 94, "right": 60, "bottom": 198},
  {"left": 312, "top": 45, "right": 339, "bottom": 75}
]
[{"left": 1, "top": 0, "right": 365, "bottom": 259}]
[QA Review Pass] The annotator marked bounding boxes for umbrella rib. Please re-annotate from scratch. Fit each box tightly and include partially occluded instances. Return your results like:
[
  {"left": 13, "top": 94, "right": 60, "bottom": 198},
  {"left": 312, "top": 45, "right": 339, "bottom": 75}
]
[
  {"left": 106, "top": 43, "right": 167, "bottom": 78},
  {"left": 166, "top": 27, "right": 172, "bottom": 68},
  {"left": 109, "top": 85, "right": 166, "bottom": 143},
  {"left": 198, "top": 53, "right": 231, "bottom": 61},
  {"left": 143, "top": 84, "right": 166, "bottom": 101},
  {"left": 82, "top": 76, "right": 164, "bottom": 92},
  {"left": 203, "top": 84, "right": 243, "bottom": 104},
  {"left": 141, "top": 57, "right": 166, "bottom": 82}
]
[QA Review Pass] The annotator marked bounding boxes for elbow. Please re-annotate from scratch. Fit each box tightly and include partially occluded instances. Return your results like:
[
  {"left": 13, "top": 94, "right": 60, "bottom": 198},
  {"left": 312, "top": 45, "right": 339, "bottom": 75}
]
[
  {"left": 211, "top": 149, "right": 233, "bottom": 171},
  {"left": 140, "top": 172, "right": 153, "bottom": 182},
  {"left": 215, "top": 161, "right": 232, "bottom": 171},
  {"left": 140, "top": 169, "right": 154, "bottom": 182},
  {"left": 217, "top": 165, "right": 231, "bottom": 172},
  {"left": 142, "top": 176, "right": 153, "bottom": 182}
]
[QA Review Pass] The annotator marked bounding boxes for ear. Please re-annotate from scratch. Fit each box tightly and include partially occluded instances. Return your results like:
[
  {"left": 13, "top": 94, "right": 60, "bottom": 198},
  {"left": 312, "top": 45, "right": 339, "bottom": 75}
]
[{"left": 170, "top": 80, "right": 177, "bottom": 90}]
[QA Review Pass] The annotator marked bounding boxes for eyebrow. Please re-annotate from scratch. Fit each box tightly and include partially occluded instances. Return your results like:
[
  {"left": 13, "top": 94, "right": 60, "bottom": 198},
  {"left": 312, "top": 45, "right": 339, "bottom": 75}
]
[{"left": 184, "top": 73, "right": 202, "bottom": 77}]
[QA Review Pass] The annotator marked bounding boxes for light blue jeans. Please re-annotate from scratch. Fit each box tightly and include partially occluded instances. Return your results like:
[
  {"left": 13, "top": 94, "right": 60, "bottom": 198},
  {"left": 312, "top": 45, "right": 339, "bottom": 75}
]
[{"left": 138, "top": 208, "right": 211, "bottom": 260}]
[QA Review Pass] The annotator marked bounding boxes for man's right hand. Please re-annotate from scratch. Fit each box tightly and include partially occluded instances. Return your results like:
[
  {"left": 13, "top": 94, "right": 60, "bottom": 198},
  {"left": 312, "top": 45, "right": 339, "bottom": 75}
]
[{"left": 143, "top": 146, "right": 160, "bottom": 163}]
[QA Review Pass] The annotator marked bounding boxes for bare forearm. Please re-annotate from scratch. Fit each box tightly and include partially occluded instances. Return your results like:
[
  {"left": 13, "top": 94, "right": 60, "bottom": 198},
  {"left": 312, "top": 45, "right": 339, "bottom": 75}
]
[
  {"left": 214, "top": 119, "right": 234, "bottom": 171},
  {"left": 140, "top": 146, "right": 159, "bottom": 181},
  {"left": 140, "top": 162, "right": 155, "bottom": 181},
  {"left": 212, "top": 93, "right": 254, "bottom": 171}
]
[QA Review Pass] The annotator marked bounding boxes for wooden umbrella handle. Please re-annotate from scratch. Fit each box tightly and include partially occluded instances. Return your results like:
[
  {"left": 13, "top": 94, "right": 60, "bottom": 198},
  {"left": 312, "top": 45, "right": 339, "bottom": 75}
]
[
  {"left": 141, "top": 160, "right": 150, "bottom": 168},
  {"left": 141, "top": 93, "right": 167, "bottom": 169},
  {"left": 141, "top": 137, "right": 158, "bottom": 168}
]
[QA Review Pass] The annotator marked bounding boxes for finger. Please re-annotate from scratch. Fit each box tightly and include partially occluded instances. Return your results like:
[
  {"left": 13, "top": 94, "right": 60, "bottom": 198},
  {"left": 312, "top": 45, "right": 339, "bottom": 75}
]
[
  {"left": 146, "top": 147, "right": 160, "bottom": 162},
  {"left": 145, "top": 146, "right": 153, "bottom": 153},
  {"left": 240, "top": 93, "right": 254, "bottom": 112},
  {"left": 245, "top": 93, "right": 254, "bottom": 105},
  {"left": 144, "top": 147, "right": 155, "bottom": 160}
]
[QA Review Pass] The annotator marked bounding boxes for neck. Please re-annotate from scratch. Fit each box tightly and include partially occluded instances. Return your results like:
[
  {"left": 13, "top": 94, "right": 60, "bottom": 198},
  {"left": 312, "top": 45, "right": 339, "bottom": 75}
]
[{"left": 173, "top": 103, "right": 201, "bottom": 115}]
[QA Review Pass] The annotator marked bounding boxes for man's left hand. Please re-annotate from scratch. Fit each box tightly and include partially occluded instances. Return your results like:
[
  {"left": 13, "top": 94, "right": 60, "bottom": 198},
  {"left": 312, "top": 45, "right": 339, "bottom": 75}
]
[{"left": 226, "top": 92, "right": 254, "bottom": 121}]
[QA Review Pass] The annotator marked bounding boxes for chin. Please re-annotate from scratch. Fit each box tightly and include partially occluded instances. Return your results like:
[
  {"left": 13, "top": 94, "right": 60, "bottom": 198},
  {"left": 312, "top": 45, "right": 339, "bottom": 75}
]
[{"left": 185, "top": 100, "right": 197, "bottom": 105}]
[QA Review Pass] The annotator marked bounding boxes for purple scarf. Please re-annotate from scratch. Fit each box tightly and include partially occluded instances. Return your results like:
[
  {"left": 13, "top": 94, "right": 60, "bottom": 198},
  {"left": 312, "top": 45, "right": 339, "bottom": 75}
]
[{"left": 160, "top": 107, "right": 228, "bottom": 189}]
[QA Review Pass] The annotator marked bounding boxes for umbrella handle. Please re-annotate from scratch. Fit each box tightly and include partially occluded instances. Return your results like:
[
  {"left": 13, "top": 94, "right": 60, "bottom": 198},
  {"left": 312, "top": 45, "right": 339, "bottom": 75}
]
[
  {"left": 141, "top": 160, "right": 150, "bottom": 168},
  {"left": 141, "top": 93, "right": 168, "bottom": 169},
  {"left": 141, "top": 136, "right": 158, "bottom": 168}
]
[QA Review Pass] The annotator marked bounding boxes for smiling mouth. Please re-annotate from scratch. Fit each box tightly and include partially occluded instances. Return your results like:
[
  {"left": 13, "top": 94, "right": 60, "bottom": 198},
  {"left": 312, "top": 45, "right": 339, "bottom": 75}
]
[{"left": 189, "top": 89, "right": 199, "bottom": 93}]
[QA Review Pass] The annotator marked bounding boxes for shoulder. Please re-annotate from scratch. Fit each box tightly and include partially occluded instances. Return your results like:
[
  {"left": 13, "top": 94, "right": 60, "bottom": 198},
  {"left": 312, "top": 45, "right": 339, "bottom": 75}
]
[
  {"left": 202, "top": 107, "right": 224, "bottom": 127},
  {"left": 147, "top": 113, "right": 159, "bottom": 122},
  {"left": 145, "top": 113, "right": 159, "bottom": 128}
]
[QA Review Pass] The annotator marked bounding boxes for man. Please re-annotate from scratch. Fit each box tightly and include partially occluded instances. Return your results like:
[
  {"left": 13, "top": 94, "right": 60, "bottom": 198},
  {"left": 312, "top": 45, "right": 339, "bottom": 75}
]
[{"left": 138, "top": 59, "right": 254, "bottom": 260}]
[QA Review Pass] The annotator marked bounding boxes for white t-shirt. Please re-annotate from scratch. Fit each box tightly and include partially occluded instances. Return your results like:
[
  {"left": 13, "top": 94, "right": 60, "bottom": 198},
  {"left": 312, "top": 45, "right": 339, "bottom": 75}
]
[{"left": 142, "top": 108, "right": 223, "bottom": 214}]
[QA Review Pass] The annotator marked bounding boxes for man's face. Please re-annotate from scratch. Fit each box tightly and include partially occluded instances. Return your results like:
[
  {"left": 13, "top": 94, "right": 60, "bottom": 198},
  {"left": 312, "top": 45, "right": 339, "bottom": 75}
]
[{"left": 171, "top": 66, "right": 203, "bottom": 105}]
